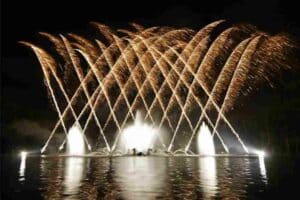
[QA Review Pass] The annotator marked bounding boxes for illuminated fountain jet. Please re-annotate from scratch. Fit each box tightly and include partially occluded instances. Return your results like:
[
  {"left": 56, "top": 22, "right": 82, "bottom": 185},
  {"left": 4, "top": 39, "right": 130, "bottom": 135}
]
[
  {"left": 119, "top": 111, "right": 158, "bottom": 154},
  {"left": 66, "top": 123, "right": 86, "bottom": 155},
  {"left": 197, "top": 122, "right": 215, "bottom": 155},
  {"left": 64, "top": 124, "right": 86, "bottom": 195}
]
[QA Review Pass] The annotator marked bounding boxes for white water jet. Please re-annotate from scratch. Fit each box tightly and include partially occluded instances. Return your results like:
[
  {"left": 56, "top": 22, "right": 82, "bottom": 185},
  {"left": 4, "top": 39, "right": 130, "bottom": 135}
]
[
  {"left": 119, "top": 111, "right": 158, "bottom": 153},
  {"left": 197, "top": 122, "right": 215, "bottom": 155},
  {"left": 67, "top": 123, "right": 85, "bottom": 155}
]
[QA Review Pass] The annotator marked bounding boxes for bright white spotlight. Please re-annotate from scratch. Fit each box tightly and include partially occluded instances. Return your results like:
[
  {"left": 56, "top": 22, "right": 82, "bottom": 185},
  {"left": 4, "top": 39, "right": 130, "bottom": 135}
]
[
  {"left": 20, "top": 151, "right": 27, "bottom": 158},
  {"left": 254, "top": 150, "right": 265, "bottom": 157},
  {"left": 197, "top": 122, "right": 215, "bottom": 155},
  {"left": 67, "top": 123, "right": 85, "bottom": 155},
  {"left": 119, "top": 111, "right": 158, "bottom": 153}
]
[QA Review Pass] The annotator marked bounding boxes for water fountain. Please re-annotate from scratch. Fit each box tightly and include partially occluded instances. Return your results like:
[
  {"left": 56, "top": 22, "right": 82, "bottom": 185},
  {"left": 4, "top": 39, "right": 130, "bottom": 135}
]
[
  {"left": 197, "top": 122, "right": 215, "bottom": 155},
  {"left": 13, "top": 16, "right": 299, "bottom": 200},
  {"left": 21, "top": 20, "right": 296, "bottom": 157},
  {"left": 118, "top": 111, "right": 158, "bottom": 154},
  {"left": 66, "top": 124, "right": 85, "bottom": 155}
]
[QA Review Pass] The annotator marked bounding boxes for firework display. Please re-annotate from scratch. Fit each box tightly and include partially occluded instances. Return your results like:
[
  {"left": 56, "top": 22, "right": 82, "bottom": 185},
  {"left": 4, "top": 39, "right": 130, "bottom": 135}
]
[{"left": 21, "top": 20, "right": 297, "bottom": 154}]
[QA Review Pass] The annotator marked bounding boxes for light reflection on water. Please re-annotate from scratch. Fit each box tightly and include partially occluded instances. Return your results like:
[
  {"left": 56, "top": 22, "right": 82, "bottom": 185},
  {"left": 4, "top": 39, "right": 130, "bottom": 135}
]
[
  {"left": 198, "top": 157, "right": 217, "bottom": 199},
  {"left": 15, "top": 156, "right": 268, "bottom": 199},
  {"left": 259, "top": 156, "right": 268, "bottom": 184},
  {"left": 18, "top": 153, "right": 26, "bottom": 182},
  {"left": 113, "top": 157, "right": 168, "bottom": 199},
  {"left": 64, "top": 158, "right": 85, "bottom": 196}
]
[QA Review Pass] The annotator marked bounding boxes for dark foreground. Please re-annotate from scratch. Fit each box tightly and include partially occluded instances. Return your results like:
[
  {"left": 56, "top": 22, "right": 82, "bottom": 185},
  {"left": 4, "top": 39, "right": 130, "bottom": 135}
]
[{"left": 1, "top": 155, "right": 300, "bottom": 199}]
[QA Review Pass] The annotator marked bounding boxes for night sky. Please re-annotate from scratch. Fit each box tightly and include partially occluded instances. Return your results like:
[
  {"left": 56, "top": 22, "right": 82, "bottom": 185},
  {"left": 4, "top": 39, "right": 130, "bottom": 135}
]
[{"left": 2, "top": 0, "right": 300, "bottom": 153}]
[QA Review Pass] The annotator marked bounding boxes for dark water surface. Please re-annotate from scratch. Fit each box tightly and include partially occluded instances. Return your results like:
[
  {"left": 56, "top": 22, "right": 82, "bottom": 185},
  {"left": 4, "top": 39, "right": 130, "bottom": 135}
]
[{"left": 1, "top": 155, "right": 299, "bottom": 199}]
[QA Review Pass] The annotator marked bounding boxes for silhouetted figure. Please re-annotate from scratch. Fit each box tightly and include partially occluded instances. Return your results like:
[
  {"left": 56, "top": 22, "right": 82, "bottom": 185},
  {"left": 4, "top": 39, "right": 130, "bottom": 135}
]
[
  {"left": 137, "top": 152, "right": 145, "bottom": 156},
  {"left": 147, "top": 148, "right": 152, "bottom": 156},
  {"left": 132, "top": 148, "right": 136, "bottom": 156}
]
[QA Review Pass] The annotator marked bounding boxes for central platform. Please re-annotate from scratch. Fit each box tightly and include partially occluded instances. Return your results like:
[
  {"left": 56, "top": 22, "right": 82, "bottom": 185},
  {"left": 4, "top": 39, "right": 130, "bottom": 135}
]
[{"left": 33, "top": 153, "right": 262, "bottom": 158}]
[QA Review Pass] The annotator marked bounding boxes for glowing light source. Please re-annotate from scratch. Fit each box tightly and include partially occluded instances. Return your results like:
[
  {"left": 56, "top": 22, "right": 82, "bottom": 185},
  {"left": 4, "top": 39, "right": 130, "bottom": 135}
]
[
  {"left": 20, "top": 151, "right": 27, "bottom": 158},
  {"left": 119, "top": 111, "right": 158, "bottom": 153},
  {"left": 67, "top": 123, "right": 85, "bottom": 155},
  {"left": 253, "top": 150, "right": 265, "bottom": 157},
  {"left": 197, "top": 122, "right": 215, "bottom": 155}
]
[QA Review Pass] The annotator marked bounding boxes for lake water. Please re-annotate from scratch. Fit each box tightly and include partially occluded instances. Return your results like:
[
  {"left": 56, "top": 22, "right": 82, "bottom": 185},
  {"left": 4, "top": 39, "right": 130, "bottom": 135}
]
[{"left": 1, "top": 155, "right": 299, "bottom": 199}]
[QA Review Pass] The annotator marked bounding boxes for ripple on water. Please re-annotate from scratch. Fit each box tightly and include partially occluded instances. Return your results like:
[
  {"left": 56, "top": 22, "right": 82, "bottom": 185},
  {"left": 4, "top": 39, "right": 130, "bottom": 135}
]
[{"left": 2, "top": 156, "right": 271, "bottom": 199}]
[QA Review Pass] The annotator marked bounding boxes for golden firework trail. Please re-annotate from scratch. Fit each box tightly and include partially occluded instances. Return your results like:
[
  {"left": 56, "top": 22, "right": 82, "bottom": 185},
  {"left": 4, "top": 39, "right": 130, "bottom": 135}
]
[
  {"left": 185, "top": 37, "right": 253, "bottom": 153},
  {"left": 22, "top": 20, "right": 298, "bottom": 154}
]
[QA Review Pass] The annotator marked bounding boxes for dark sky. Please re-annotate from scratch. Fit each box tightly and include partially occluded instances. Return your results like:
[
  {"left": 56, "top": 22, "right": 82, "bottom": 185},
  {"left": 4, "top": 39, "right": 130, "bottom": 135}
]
[
  {"left": 2, "top": 0, "right": 300, "bottom": 103},
  {"left": 1, "top": 0, "right": 300, "bottom": 152},
  {"left": 2, "top": 0, "right": 300, "bottom": 57}
]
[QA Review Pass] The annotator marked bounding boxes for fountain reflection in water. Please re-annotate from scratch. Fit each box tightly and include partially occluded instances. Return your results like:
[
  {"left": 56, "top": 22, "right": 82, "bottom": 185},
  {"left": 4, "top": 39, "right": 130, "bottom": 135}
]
[
  {"left": 11, "top": 156, "right": 270, "bottom": 199},
  {"left": 114, "top": 157, "right": 168, "bottom": 200},
  {"left": 196, "top": 122, "right": 217, "bottom": 198},
  {"left": 63, "top": 124, "right": 86, "bottom": 197},
  {"left": 197, "top": 122, "right": 215, "bottom": 155},
  {"left": 64, "top": 157, "right": 85, "bottom": 196},
  {"left": 258, "top": 156, "right": 268, "bottom": 184},
  {"left": 198, "top": 157, "right": 217, "bottom": 199},
  {"left": 19, "top": 151, "right": 27, "bottom": 182}
]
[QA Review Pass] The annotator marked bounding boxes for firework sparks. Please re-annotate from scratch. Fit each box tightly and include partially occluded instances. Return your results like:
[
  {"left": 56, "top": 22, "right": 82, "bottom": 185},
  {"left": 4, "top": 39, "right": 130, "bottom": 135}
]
[{"left": 22, "top": 20, "right": 298, "bottom": 154}]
